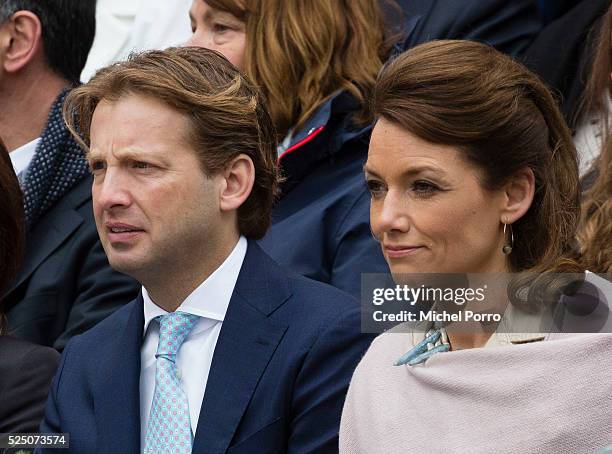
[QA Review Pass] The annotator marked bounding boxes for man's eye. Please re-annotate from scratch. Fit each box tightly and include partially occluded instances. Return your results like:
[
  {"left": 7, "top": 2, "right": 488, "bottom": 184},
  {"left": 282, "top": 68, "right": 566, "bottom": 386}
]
[
  {"left": 366, "top": 180, "right": 386, "bottom": 198},
  {"left": 132, "top": 161, "right": 152, "bottom": 169},
  {"left": 89, "top": 161, "right": 105, "bottom": 173}
]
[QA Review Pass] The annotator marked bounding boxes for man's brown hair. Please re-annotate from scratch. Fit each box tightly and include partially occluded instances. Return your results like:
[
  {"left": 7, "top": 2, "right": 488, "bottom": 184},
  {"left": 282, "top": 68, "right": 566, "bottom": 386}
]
[{"left": 63, "top": 46, "right": 279, "bottom": 239}]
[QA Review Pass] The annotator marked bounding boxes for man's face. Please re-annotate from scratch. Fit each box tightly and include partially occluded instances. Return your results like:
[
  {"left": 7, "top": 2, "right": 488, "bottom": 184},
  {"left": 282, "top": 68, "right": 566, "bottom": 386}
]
[{"left": 88, "top": 93, "right": 225, "bottom": 281}]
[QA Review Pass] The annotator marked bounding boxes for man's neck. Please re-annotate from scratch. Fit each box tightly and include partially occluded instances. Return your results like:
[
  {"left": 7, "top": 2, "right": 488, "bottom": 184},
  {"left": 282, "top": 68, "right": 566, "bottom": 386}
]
[
  {"left": 142, "top": 233, "right": 242, "bottom": 312},
  {"left": 0, "top": 70, "right": 68, "bottom": 151}
]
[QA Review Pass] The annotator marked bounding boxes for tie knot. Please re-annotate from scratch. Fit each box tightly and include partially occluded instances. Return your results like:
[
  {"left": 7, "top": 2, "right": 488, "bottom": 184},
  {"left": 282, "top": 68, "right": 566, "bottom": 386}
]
[{"left": 155, "top": 311, "right": 199, "bottom": 360}]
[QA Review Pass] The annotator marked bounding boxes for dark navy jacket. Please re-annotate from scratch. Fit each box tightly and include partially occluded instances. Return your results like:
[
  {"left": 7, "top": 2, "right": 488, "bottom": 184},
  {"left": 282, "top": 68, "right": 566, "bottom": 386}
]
[
  {"left": 523, "top": 0, "right": 611, "bottom": 125},
  {"left": 259, "top": 92, "right": 389, "bottom": 298},
  {"left": 39, "top": 241, "right": 375, "bottom": 453},
  {"left": 4, "top": 177, "right": 140, "bottom": 351},
  {"left": 395, "top": 0, "right": 541, "bottom": 57}
]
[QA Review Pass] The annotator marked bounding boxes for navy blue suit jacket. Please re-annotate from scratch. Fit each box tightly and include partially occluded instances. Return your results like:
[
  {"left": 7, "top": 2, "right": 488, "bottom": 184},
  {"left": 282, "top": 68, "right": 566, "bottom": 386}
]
[
  {"left": 3, "top": 176, "right": 140, "bottom": 351},
  {"left": 39, "top": 242, "right": 375, "bottom": 453}
]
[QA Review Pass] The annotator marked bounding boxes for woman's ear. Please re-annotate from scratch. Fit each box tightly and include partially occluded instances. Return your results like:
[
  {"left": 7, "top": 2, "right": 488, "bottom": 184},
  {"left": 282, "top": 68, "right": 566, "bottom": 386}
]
[
  {"left": 219, "top": 154, "right": 255, "bottom": 212},
  {"left": 499, "top": 167, "right": 535, "bottom": 224}
]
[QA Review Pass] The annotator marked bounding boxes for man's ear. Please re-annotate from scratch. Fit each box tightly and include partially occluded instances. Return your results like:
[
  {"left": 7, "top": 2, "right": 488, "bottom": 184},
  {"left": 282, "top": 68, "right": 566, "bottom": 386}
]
[
  {"left": 499, "top": 167, "right": 535, "bottom": 224},
  {"left": 1, "top": 11, "right": 42, "bottom": 74},
  {"left": 219, "top": 154, "right": 255, "bottom": 212}
]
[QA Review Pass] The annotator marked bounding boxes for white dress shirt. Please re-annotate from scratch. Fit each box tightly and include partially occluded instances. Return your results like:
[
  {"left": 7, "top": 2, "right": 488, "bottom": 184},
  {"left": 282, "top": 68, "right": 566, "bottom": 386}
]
[
  {"left": 9, "top": 137, "right": 40, "bottom": 180},
  {"left": 139, "top": 236, "right": 247, "bottom": 449}
]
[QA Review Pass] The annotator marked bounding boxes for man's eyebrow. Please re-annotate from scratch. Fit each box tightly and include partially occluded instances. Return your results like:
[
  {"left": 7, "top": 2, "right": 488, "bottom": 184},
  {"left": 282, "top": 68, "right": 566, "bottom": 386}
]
[{"left": 86, "top": 149, "right": 102, "bottom": 162}]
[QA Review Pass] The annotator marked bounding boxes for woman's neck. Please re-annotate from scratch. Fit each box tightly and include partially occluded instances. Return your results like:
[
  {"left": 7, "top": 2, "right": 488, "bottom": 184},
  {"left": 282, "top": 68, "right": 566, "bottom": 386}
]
[{"left": 446, "top": 331, "right": 493, "bottom": 350}]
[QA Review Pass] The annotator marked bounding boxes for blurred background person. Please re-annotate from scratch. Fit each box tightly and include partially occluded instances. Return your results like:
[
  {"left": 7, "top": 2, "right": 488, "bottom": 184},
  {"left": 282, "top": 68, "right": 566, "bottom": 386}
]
[
  {"left": 81, "top": 0, "right": 192, "bottom": 82},
  {"left": 579, "top": 137, "right": 612, "bottom": 273},
  {"left": 187, "top": 0, "right": 395, "bottom": 297},
  {"left": 0, "top": 139, "right": 59, "bottom": 433},
  {"left": 394, "top": 0, "right": 541, "bottom": 57},
  {"left": 340, "top": 40, "right": 611, "bottom": 453},
  {"left": 576, "top": 3, "right": 612, "bottom": 274},
  {"left": 524, "top": 0, "right": 611, "bottom": 175},
  {"left": 0, "top": 0, "right": 139, "bottom": 350}
]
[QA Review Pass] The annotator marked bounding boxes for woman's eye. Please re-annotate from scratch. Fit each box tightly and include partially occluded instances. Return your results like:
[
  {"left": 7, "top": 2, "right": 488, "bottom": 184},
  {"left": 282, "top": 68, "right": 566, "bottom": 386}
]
[
  {"left": 366, "top": 180, "right": 386, "bottom": 198},
  {"left": 412, "top": 180, "right": 439, "bottom": 195},
  {"left": 213, "top": 23, "right": 231, "bottom": 33}
]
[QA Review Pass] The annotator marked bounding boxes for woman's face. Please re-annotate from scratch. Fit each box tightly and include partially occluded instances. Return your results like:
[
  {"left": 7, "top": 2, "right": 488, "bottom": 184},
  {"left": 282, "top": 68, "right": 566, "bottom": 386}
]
[
  {"left": 187, "top": 0, "right": 246, "bottom": 69},
  {"left": 366, "top": 119, "right": 509, "bottom": 275}
]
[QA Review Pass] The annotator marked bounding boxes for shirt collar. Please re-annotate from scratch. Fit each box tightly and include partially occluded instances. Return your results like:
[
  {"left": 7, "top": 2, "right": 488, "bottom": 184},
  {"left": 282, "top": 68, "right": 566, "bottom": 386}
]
[
  {"left": 142, "top": 235, "right": 248, "bottom": 336},
  {"left": 9, "top": 137, "right": 41, "bottom": 176}
]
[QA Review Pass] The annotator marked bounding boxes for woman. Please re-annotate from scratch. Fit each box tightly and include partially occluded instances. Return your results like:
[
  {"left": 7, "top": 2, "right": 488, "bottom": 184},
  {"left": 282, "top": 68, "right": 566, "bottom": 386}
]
[
  {"left": 577, "top": 3, "right": 612, "bottom": 274},
  {"left": 340, "top": 40, "right": 612, "bottom": 453},
  {"left": 0, "top": 141, "right": 59, "bottom": 433},
  {"left": 574, "top": 2, "right": 611, "bottom": 176},
  {"left": 186, "top": 0, "right": 401, "bottom": 296},
  {"left": 579, "top": 135, "right": 612, "bottom": 273}
]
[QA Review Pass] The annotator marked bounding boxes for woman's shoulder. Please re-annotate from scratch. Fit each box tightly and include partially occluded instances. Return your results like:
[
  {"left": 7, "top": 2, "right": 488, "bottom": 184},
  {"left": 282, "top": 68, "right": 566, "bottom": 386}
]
[{"left": 0, "top": 337, "right": 60, "bottom": 433}]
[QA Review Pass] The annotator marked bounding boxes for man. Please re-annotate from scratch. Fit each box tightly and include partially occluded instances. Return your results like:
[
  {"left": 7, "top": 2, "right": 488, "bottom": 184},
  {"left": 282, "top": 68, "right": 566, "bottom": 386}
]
[
  {"left": 0, "top": 0, "right": 140, "bottom": 350},
  {"left": 40, "top": 47, "right": 374, "bottom": 453}
]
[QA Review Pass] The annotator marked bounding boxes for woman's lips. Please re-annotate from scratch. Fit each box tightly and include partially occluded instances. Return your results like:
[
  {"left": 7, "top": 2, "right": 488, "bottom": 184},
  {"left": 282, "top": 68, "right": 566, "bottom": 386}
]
[{"left": 384, "top": 245, "right": 424, "bottom": 258}]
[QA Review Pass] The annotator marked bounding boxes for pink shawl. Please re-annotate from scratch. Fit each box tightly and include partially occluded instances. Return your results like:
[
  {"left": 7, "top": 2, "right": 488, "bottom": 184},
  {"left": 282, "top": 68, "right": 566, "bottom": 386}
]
[{"left": 340, "top": 333, "right": 612, "bottom": 453}]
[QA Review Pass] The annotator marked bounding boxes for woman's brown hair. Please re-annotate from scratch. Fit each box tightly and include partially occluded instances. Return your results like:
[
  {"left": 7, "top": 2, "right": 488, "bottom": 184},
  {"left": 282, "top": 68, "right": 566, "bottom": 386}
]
[
  {"left": 0, "top": 139, "right": 26, "bottom": 334},
  {"left": 577, "top": 4, "right": 612, "bottom": 273},
  {"left": 578, "top": 137, "right": 612, "bottom": 273},
  {"left": 206, "top": 0, "right": 401, "bottom": 137},
  {"left": 372, "top": 40, "right": 582, "bottom": 275}
]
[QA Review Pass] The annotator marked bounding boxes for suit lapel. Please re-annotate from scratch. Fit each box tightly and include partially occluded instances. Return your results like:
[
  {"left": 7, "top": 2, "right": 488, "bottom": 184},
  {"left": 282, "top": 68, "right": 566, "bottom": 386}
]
[
  {"left": 192, "top": 242, "right": 292, "bottom": 453},
  {"left": 94, "top": 296, "right": 144, "bottom": 453},
  {"left": 3, "top": 207, "right": 83, "bottom": 299},
  {"left": 2, "top": 177, "right": 91, "bottom": 298}
]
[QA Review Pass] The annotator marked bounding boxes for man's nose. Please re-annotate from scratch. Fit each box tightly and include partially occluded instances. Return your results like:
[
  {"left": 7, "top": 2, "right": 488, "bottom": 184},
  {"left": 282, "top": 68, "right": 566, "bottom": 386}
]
[{"left": 93, "top": 169, "right": 132, "bottom": 211}]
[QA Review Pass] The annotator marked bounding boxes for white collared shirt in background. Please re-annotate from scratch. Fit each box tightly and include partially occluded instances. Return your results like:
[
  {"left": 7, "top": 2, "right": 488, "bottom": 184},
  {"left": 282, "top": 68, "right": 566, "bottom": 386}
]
[
  {"left": 139, "top": 235, "right": 247, "bottom": 449},
  {"left": 9, "top": 137, "right": 40, "bottom": 179},
  {"left": 82, "top": 0, "right": 192, "bottom": 82}
]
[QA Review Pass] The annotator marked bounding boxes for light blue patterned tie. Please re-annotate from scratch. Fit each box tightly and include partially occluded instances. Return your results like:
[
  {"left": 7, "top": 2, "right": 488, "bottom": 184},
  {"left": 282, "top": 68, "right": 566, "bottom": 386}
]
[{"left": 144, "top": 311, "right": 199, "bottom": 454}]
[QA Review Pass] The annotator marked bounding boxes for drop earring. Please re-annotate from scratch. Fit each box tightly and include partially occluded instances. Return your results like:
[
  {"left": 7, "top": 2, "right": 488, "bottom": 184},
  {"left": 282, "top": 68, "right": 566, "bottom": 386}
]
[{"left": 502, "top": 223, "right": 514, "bottom": 255}]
